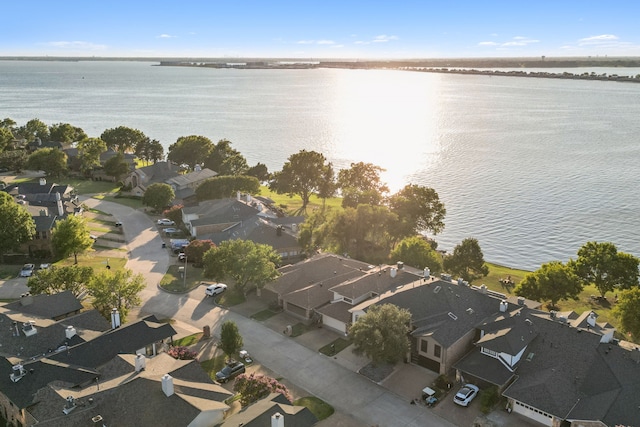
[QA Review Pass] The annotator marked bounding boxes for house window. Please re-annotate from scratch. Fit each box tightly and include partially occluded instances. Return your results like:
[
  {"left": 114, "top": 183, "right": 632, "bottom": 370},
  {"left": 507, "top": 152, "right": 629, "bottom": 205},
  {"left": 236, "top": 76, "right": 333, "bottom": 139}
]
[
  {"left": 434, "top": 344, "right": 441, "bottom": 358},
  {"left": 35, "top": 232, "right": 40, "bottom": 240},
  {"left": 483, "top": 348, "right": 498, "bottom": 357},
  {"left": 420, "top": 340, "right": 428, "bottom": 353}
]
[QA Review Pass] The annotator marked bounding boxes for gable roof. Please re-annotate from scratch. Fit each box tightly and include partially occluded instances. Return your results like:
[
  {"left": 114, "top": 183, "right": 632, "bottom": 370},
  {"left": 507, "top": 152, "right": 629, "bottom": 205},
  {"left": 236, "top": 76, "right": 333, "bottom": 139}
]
[
  {"left": 48, "top": 315, "right": 176, "bottom": 369},
  {"left": 0, "top": 309, "right": 111, "bottom": 360},
  {"left": 220, "top": 392, "right": 318, "bottom": 427},
  {"left": 329, "top": 266, "right": 421, "bottom": 300},
  {"left": 134, "top": 161, "right": 180, "bottom": 185},
  {"left": 165, "top": 167, "right": 217, "bottom": 188},
  {"left": 373, "top": 279, "right": 509, "bottom": 347},
  {"left": 4, "top": 291, "right": 82, "bottom": 320},
  {"left": 30, "top": 353, "right": 232, "bottom": 427},
  {"left": 0, "top": 357, "right": 99, "bottom": 409},
  {"left": 501, "top": 309, "right": 628, "bottom": 422},
  {"left": 185, "top": 198, "right": 261, "bottom": 226},
  {"left": 266, "top": 253, "right": 373, "bottom": 298},
  {"left": 475, "top": 309, "right": 538, "bottom": 355}
]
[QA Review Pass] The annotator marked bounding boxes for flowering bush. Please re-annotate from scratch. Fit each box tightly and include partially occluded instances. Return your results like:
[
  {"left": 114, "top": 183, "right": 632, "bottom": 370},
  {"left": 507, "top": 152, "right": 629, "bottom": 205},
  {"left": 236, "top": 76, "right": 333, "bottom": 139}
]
[
  {"left": 233, "top": 373, "right": 292, "bottom": 406},
  {"left": 167, "top": 346, "right": 198, "bottom": 360}
]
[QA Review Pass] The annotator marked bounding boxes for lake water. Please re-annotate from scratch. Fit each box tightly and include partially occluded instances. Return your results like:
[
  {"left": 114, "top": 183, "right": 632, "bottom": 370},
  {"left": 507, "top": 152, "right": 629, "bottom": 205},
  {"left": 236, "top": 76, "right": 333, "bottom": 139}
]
[{"left": 2, "top": 60, "right": 640, "bottom": 271}]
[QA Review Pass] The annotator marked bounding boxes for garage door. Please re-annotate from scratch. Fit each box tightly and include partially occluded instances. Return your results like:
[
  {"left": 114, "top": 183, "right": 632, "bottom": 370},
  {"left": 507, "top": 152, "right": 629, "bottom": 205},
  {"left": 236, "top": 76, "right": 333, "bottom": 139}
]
[
  {"left": 512, "top": 401, "right": 553, "bottom": 426},
  {"left": 417, "top": 354, "right": 440, "bottom": 373}
]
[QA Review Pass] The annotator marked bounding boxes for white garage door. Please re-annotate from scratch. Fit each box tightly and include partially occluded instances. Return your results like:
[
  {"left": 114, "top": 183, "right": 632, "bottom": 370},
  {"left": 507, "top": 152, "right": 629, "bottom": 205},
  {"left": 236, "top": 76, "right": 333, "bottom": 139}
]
[
  {"left": 513, "top": 401, "right": 553, "bottom": 426},
  {"left": 322, "top": 316, "right": 346, "bottom": 334}
]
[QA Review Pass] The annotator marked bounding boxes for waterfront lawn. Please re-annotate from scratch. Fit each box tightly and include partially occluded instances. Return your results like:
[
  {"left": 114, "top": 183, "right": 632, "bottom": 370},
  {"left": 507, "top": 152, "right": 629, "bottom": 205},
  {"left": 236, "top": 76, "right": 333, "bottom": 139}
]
[
  {"left": 259, "top": 186, "right": 342, "bottom": 215},
  {"left": 474, "top": 263, "right": 531, "bottom": 296}
]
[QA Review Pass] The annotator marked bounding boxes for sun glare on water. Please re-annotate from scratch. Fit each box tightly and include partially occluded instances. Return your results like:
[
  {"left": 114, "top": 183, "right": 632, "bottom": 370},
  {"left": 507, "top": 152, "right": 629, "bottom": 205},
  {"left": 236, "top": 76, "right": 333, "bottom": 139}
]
[{"left": 327, "top": 69, "right": 443, "bottom": 192}]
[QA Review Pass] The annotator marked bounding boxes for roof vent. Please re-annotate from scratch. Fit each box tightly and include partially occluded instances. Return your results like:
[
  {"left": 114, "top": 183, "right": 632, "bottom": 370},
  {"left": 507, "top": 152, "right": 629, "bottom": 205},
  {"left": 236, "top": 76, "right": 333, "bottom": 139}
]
[
  {"left": 10, "top": 364, "right": 27, "bottom": 382},
  {"left": 448, "top": 312, "right": 458, "bottom": 320},
  {"left": 390, "top": 268, "right": 397, "bottom": 278},
  {"left": 92, "top": 415, "right": 103, "bottom": 425},
  {"left": 525, "top": 319, "right": 533, "bottom": 325},
  {"left": 499, "top": 300, "right": 508, "bottom": 313},
  {"left": 466, "top": 308, "right": 474, "bottom": 315},
  {"left": 65, "top": 326, "right": 76, "bottom": 339},
  {"left": 22, "top": 321, "right": 37, "bottom": 337},
  {"left": 63, "top": 396, "right": 77, "bottom": 415},
  {"left": 433, "top": 285, "right": 441, "bottom": 294},
  {"left": 517, "top": 296, "right": 525, "bottom": 306},
  {"left": 271, "top": 412, "right": 284, "bottom": 427}
]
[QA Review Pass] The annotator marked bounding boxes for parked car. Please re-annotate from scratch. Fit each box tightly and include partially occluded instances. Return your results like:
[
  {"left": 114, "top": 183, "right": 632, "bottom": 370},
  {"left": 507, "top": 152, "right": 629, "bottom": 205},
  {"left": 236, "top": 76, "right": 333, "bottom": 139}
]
[
  {"left": 205, "top": 283, "right": 227, "bottom": 297},
  {"left": 163, "top": 227, "right": 178, "bottom": 235},
  {"left": 453, "top": 384, "right": 479, "bottom": 407},
  {"left": 38, "top": 263, "right": 51, "bottom": 271},
  {"left": 178, "top": 252, "right": 186, "bottom": 262},
  {"left": 157, "top": 218, "right": 175, "bottom": 226},
  {"left": 114, "top": 221, "right": 123, "bottom": 227},
  {"left": 19, "top": 264, "right": 35, "bottom": 277},
  {"left": 215, "top": 361, "right": 245, "bottom": 383}
]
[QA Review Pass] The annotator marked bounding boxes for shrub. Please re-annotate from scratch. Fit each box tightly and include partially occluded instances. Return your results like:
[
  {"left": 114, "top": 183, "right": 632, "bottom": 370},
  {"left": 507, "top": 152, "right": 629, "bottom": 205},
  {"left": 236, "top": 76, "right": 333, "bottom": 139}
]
[
  {"left": 167, "top": 346, "right": 198, "bottom": 360},
  {"left": 479, "top": 386, "right": 500, "bottom": 414},
  {"left": 233, "top": 373, "right": 292, "bottom": 406}
]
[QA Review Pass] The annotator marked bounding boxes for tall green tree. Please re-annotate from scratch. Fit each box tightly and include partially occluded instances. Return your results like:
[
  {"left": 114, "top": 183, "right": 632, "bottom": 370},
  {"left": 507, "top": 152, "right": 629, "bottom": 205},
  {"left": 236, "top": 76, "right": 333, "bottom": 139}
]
[
  {"left": 17, "top": 118, "right": 49, "bottom": 142},
  {"left": 184, "top": 239, "right": 215, "bottom": 266},
  {"left": 204, "top": 139, "right": 248, "bottom": 175},
  {"left": 86, "top": 269, "right": 145, "bottom": 323},
  {"left": 77, "top": 137, "right": 107, "bottom": 176},
  {"left": 219, "top": 320, "right": 244, "bottom": 357},
  {"left": 349, "top": 303, "right": 411, "bottom": 366},
  {"left": 49, "top": 123, "right": 87, "bottom": 143},
  {"left": 390, "top": 236, "right": 443, "bottom": 274},
  {"left": 51, "top": 215, "right": 94, "bottom": 264},
  {"left": 317, "top": 162, "right": 337, "bottom": 211},
  {"left": 269, "top": 150, "right": 331, "bottom": 213},
  {"left": 514, "top": 261, "right": 583, "bottom": 308},
  {"left": 195, "top": 175, "right": 260, "bottom": 201},
  {"left": 142, "top": 183, "right": 175, "bottom": 212},
  {"left": 103, "top": 152, "right": 130, "bottom": 182},
  {"left": 0, "top": 127, "right": 14, "bottom": 151},
  {"left": 100, "top": 126, "right": 147, "bottom": 153},
  {"left": 388, "top": 184, "right": 446, "bottom": 236},
  {"left": 613, "top": 287, "right": 640, "bottom": 341},
  {"left": 27, "top": 265, "right": 94, "bottom": 298},
  {"left": 571, "top": 241, "right": 640, "bottom": 298},
  {"left": 443, "top": 238, "right": 489, "bottom": 282},
  {"left": 26, "top": 147, "right": 68, "bottom": 177},
  {"left": 202, "top": 240, "right": 281, "bottom": 295},
  {"left": 0, "top": 150, "right": 27, "bottom": 172},
  {"left": 135, "top": 137, "right": 164, "bottom": 164},
  {"left": 0, "top": 192, "right": 36, "bottom": 263},
  {"left": 337, "top": 162, "right": 389, "bottom": 208},
  {"left": 246, "top": 162, "right": 270, "bottom": 182},
  {"left": 168, "top": 135, "right": 214, "bottom": 169}
]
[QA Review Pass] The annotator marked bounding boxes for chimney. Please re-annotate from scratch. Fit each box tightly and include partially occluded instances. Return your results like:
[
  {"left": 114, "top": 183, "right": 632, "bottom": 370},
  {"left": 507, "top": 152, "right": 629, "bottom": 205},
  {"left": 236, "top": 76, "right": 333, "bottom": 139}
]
[
  {"left": 237, "top": 191, "right": 241, "bottom": 201},
  {"left": 479, "top": 284, "right": 487, "bottom": 294},
  {"left": 246, "top": 194, "right": 252, "bottom": 203},
  {"left": 20, "top": 293, "right": 34, "bottom": 306},
  {"left": 499, "top": 300, "right": 508, "bottom": 313},
  {"left": 65, "top": 325, "right": 76, "bottom": 339},
  {"left": 587, "top": 311, "right": 598, "bottom": 327},
  {"left": 39, "top": 177, "right": 46, "bottom": 186},
  {"left": 517, "top": 296, "right": 525, "bottom": 306},
  {"left": 111, "top": 308, "right": 121, "bottom": 329},
  {"left": 390, "top": 268, "right": 397, "bottom": 278},
  {"left": 135, "top": 354, "right": 146, "bottom": 372},
  {"left": 271, "top": 412, "right": 284, "bottom": 427},
  {"left": 397, "top": 261, "right": 404, "bottom": 270},
  {"left": 162, "top": 374, "right": 174, "bottom": 397},
  {"left": 63, "top": 396, "right": 77, "bottom": 414},
  {"left": 10, "top": 364, "right": 27, "bottom": 382},
  {"left": 423, "top": 268, "right": 430, "bottom": 279}
]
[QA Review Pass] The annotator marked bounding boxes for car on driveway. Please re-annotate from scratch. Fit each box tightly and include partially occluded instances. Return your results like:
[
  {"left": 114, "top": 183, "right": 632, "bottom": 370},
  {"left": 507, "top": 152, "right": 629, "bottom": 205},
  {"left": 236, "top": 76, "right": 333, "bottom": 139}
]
[
  {"left": 163, "top": 227, "right": 179, "bottom": 235},
  {"left": 453, "top": 384, "right": 479, "bottom": 407},
  {"left": 215, "top": 361, "right": 245, "bottom": 383},
  {"left": 157, "top": 218, "right": 175, "bottom": 226},
  {"left": 19, "top": 264, "right": 35, "bottom": 277},
  {"left": 205, "top": 283, "right": 227, "bottom": 297}
]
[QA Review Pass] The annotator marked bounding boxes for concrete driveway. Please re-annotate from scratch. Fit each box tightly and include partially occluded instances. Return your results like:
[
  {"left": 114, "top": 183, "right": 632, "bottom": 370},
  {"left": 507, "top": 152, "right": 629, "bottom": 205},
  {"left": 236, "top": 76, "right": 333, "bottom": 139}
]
[{"left": 62, "top": 196, "right": 540, "bottom": 427}]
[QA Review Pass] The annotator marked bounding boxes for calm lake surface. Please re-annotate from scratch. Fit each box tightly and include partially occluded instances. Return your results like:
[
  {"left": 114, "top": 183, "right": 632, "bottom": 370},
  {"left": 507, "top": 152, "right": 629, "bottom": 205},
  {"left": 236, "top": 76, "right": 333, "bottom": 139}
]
[{"left": 2, "top": 60, "right": 640, "bottom": 271}]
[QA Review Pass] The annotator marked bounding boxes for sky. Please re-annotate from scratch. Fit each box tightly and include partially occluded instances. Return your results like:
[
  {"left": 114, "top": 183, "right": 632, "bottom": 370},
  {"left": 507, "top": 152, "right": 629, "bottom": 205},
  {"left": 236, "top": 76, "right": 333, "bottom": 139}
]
[{"left": 3, "top": 1, "right": 640, "bottom": 59}]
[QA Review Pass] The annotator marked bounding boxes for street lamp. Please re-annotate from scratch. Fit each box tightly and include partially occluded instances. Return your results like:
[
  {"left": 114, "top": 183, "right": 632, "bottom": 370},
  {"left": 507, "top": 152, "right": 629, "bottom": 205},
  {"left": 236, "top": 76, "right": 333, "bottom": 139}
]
[{"left": 183, "top": 254, "right": 187, "bottom": 288}]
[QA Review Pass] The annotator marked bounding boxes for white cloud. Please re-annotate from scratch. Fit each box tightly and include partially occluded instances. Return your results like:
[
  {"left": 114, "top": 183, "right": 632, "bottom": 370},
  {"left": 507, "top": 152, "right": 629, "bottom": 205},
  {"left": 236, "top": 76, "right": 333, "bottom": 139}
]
[
  {"left": 297, "top": 40, "right": 315, "bottom": 45},
  {"left": 44, "top": 41, "right": 107, "bottom": 50},
  {"left": 373, "top": 35, "right": 399, "bottom": 43},
  {"left": 478, "top": 41, "right": 498, "bottom": 46},
  {"left": 317, "top": 40, "right": 335, "bottom": 45},
  {"left": 354, "top": 40, "right": 369, "bottom": 45},
  {"left": 579, "top": 34, "right": 618, "bottom": 43},
  {"left": 479, "top": 36, "right": 539, "bottom": 48},
  {"left": 157, "top": 34, "right": 176, "bottom": 39}
]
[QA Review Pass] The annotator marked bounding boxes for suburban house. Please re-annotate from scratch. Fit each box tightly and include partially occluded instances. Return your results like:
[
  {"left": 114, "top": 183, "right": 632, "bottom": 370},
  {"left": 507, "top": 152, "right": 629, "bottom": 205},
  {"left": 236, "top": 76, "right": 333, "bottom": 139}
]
[
  {"left": 220, "top": 392, "right": 318, "bottom": 427},
  {"left": 3, "top": 179, "right": 81, "bottom": 257},
  {"left": 452, "top": 304, "right": 637, "bottom": 427},
  {"left": 124, "top": 161, "right": 217, "bottom": 205},
  {"left": 181, "top": 194, "right": 304, "bottom": 262},
  {"left": 0, "top": 312, "right": 180, "bottom": 427},
  {"left": 29, "top": 353, "right": 233, "bottom": 427},
  {"left": 63, "top": 147, "right": 137, "bottom": 179},
  {"left": 262, "top": 253, "right": 374, "bottom": 322}
]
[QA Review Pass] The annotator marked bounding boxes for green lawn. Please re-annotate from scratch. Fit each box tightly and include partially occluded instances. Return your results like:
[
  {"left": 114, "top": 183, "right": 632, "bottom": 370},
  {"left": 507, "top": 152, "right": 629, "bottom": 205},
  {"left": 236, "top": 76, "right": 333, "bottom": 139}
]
[
  {"left": 259, "top": 186, "right": 343, "bottom": 215},
  {"left": 250, "top": 308, "right": 281, "bottom": 321},
  {"left": 200, "top": 354, "right": 228, "bottom": 381},
  {"left": 57, "top": 255, "right": 127, "bottom": 271},
  {"left": 319, "top": 338, "right": 352, "bottom": 356},
  {"left": 173, "top": 333, "right": 204, "bottom": 347},
  {"left": 159, "top": 264, "right": 204, "bottom": 293},
  {"left": 293, "top": 396, "right": 334, "bottom": 420}
]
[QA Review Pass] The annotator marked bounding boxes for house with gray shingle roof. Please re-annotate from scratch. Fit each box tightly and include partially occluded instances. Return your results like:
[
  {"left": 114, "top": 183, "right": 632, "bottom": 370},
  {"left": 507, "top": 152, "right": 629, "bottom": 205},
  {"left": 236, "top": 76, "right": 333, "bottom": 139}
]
[
  {"left": 124, "top": 161, "right": 217, "bottom": 205},
  {"left": 3, "top": 291, "right": 82, "bottom": 321},
  {"left": 220, "top": 392, "right": 318, "bottom": 427}
]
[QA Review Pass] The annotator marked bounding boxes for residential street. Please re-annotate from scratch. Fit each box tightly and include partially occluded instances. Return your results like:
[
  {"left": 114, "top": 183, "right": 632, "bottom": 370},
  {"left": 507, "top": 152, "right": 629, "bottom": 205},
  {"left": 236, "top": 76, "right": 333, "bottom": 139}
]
[{"left": 1, "top": 196, "right": 536, "bottom": 427}]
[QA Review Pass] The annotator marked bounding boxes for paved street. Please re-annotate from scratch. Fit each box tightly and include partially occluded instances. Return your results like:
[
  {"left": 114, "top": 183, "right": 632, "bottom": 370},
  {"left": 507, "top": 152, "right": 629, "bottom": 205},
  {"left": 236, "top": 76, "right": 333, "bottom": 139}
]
[{"left": 1, "top": 196, "right": 540, "bottom": 427}]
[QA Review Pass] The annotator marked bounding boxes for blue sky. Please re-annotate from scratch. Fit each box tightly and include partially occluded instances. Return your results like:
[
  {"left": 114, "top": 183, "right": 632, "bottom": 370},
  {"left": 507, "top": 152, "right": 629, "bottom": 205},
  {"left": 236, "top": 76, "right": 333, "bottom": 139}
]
[{"left": 3, "top": 1, "right": 640, "bottom": 58}]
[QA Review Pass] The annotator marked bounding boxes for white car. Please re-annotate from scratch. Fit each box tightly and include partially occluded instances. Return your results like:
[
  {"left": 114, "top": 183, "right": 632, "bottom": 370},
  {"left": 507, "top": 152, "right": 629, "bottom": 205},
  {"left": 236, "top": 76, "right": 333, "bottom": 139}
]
[
  {"left": 453, "top": 384, "right": 479, "bottom": 407},
  {"left": 157, "top": 218, "right": 175, "bottom": 226},
  {"left": 163, "top": 227, "right": 179, "bottom": 235},
  {"left": 204, "top": 283, "right": 227, "bottom": 297},
  {"left": 19, "top": 264, "right": 35, "bottom": 277}
]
